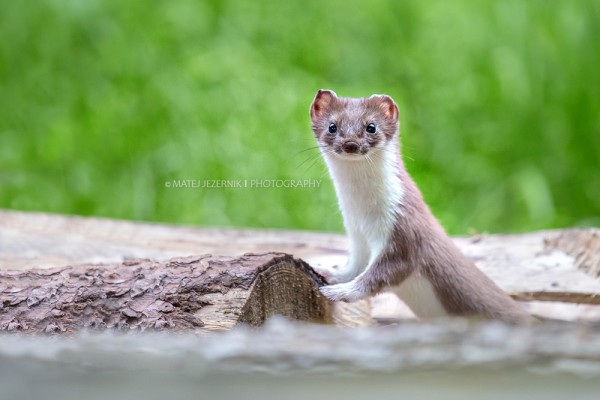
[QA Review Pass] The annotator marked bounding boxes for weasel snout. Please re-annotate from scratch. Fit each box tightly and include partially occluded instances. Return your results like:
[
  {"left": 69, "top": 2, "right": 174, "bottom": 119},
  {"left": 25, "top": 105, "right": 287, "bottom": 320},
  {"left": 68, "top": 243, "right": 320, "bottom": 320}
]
[
  {"left": 341, "top": 141, "right": 360, "bottom": 154},
  {"left": 334, "top": 139, "right": 370, "bottom": 157}
]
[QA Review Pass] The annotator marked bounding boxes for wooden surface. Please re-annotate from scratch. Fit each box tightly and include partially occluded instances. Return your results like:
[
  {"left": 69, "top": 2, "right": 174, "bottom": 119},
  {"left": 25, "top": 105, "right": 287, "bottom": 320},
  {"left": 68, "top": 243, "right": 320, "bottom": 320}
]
[
  {"left": 0, "top": 253, "right": 338, "bottom": 334},
  {"left": 1, "top": 210, "right": 600, "bottom": 322},
  {"left": 0, "top": 210, "right": 347, "bottom": 270}
]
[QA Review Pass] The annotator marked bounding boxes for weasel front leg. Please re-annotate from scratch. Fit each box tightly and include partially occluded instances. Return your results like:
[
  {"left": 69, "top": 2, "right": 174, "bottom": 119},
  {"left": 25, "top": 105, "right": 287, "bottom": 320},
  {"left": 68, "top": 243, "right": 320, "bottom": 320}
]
[
  {"left": 320, "top": 257, "right": 411, "bottom": 303},
  {"left": 319, "top": 276, "right": 367, "bottom": 302},
  {"left": 313, "top": 232, "right": 370, "bottom": 284}
]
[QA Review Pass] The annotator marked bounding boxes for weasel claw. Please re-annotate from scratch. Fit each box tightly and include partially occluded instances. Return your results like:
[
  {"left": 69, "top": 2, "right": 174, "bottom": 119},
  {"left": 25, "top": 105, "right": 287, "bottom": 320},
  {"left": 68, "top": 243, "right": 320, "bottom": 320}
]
[{"left": 319, "top": 282, "right": 364, "bottom": 303}]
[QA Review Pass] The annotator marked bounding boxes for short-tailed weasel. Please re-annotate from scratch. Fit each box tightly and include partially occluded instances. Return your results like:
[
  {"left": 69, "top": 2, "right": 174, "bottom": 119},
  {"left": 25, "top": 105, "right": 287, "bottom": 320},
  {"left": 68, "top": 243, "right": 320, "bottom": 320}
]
[{"left": 310, "top": 89, "right": 530, "bottom": 323}]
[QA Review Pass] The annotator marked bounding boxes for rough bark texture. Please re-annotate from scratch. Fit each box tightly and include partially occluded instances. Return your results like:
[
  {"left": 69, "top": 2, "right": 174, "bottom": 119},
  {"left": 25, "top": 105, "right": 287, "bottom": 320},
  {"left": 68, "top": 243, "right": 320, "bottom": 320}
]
[
  {"left": 1, "top": 210, "right": 599, "bottom": 323},
  {"left": 0, "top": 253, "right": 333, "bottom": 335}
]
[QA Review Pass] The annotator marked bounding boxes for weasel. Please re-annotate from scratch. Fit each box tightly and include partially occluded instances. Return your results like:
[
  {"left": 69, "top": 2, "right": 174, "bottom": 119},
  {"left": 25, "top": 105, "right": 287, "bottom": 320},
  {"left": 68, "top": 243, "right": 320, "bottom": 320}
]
[{"left": 310, "top": 89, "right": 530, "bottom": 323}]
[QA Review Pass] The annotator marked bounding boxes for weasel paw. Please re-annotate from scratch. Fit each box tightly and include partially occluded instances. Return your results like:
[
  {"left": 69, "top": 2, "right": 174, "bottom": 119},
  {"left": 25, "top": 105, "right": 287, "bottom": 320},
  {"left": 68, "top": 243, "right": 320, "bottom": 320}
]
[
  {"left": 312, "top": 265, "right": 343, "bottom": 284},
  {"left": 319, "top": 281, "right": 365, "bottom": 303}
]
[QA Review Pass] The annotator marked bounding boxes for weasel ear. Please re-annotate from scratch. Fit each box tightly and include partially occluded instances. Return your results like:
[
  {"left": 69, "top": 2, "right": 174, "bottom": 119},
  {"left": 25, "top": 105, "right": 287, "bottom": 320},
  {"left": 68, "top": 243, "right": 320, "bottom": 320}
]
[
  {"left": 310, "top": 89, "right": 337, "bottom": 120},
  {"left": 371, "top": 94, "right": 399, "bottom": 121}
]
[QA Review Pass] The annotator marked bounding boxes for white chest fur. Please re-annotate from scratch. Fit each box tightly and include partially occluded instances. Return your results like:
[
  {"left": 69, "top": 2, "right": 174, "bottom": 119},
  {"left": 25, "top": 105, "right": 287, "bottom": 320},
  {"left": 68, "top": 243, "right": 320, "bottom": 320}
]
[
  {"left": 390, "top": 272, "right": 448, "bottom": 318},
  {"left": 324, "top": 145, "right": 404, "bottom": 268}
]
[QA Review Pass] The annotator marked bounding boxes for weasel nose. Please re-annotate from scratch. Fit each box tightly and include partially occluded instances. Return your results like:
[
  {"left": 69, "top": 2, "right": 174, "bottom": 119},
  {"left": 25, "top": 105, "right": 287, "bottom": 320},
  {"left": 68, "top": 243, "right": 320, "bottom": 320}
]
[{"left": 342, "top": 141, "right": 359, "bottom": 153}]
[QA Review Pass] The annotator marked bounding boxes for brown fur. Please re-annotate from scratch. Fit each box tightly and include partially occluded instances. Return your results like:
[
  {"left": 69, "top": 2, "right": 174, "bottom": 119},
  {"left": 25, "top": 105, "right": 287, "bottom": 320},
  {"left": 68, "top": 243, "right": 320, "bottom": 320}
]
[{"left": 364, "top": 165, "right": 530, "bottom": 322}]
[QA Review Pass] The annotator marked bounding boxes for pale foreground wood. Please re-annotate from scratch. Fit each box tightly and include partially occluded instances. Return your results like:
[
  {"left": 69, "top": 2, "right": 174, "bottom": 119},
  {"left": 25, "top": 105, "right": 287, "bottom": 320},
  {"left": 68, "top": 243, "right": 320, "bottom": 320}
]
[{"left": 1, "top": 210, "right": 599, "bottom": 322}]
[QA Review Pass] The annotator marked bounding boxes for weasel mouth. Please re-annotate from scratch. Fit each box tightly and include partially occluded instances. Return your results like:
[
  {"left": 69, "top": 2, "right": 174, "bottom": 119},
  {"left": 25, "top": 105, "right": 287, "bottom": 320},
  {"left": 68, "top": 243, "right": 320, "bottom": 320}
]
[{"left": 332, "top": 150, "right": 367, "bottom": 160}]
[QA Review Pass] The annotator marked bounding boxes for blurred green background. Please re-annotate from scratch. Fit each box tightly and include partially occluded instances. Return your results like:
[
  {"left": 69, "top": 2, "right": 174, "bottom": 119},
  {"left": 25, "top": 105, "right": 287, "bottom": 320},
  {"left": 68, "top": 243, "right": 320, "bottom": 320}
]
[{"left": 1, "top": 0, "right": 599, "bottom": 234}]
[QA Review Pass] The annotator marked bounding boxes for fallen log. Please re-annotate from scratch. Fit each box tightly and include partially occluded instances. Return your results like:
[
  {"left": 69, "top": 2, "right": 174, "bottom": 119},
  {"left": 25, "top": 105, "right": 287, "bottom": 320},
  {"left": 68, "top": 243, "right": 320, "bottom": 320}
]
[
  {"left": 0, "top": 253, "right": 338, "bottom": 335},
  {"left": 1, "top": 211, "right": 599, "bottom": 322}
]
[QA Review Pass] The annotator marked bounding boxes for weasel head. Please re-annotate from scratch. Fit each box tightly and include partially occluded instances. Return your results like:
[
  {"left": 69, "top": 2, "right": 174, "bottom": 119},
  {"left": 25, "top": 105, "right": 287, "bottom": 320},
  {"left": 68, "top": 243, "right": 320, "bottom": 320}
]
[{"left": 310, "top": 89, "right": 400, "bottom": 161}]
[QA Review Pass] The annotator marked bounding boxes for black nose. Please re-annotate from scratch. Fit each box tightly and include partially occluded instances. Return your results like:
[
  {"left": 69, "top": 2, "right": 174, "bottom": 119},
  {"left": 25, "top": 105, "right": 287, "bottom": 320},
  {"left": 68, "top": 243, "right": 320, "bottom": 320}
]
[{"left": 342, "top": 141, "right": 359, "bottom": 153}]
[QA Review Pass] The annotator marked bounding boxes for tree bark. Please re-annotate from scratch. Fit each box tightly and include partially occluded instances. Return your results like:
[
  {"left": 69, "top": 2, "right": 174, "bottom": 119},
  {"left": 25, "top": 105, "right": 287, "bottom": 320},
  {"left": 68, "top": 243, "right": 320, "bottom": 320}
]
[
  {"left": 1, "top": 211, "right": 599, "bottom": 323},
  {"left": 0, "top": 253, "right": 337, "bottom": 335}
]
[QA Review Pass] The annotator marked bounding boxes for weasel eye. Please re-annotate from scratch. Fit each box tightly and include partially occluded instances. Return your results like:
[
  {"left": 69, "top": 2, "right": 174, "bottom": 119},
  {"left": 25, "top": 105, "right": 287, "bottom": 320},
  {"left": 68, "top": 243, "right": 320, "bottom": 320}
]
[
  {"left": 328, "top": 123, "right": 337, "bottom": 134},
  {"left": 366, "top": 123, "right": 377, "bottom": 134}
]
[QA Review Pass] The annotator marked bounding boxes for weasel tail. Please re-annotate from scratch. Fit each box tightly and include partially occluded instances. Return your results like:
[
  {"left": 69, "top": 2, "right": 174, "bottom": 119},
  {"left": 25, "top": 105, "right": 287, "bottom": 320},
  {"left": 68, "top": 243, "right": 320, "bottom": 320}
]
[{"left": 310, "top": 89, "right": 531, "bottom": 323}]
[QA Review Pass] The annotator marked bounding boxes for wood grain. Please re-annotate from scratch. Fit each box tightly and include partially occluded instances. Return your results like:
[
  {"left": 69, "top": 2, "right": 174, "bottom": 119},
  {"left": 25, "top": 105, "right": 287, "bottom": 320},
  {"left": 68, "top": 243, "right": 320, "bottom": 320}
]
[{"left": 0, "top": 253, "right": 335, "bottom": 334}]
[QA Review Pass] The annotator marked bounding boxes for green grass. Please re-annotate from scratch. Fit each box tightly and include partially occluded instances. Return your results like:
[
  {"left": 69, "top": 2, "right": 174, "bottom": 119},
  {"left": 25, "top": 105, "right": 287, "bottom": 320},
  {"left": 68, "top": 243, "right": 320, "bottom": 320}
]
[{"left": 1, "top": 0, "right": 599, "bottom": 234}]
